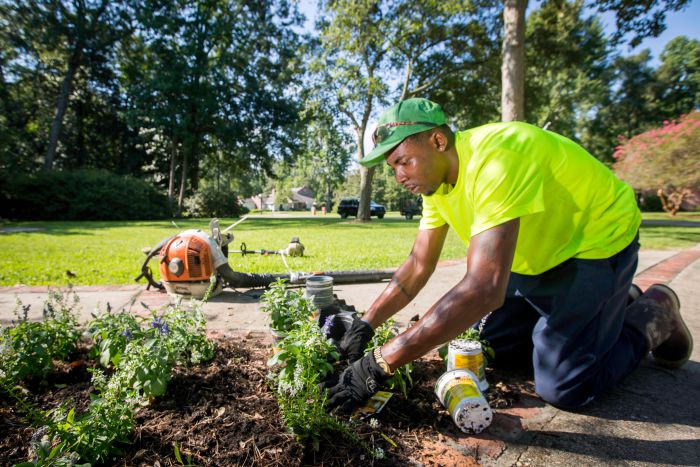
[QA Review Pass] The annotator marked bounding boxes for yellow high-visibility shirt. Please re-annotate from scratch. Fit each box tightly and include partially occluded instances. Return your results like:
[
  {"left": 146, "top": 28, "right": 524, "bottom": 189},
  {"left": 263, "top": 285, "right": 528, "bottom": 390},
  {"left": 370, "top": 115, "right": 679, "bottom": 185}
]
[{"left": 419, "top": 122, "right": 641, "bottom": 275}]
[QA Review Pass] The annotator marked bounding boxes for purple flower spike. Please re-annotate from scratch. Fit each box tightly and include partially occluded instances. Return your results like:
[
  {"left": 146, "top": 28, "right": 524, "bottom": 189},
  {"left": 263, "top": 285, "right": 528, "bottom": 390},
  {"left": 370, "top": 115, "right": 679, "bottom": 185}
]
[
  {"left": 321, "top": 315, "right": 334, "bottom": 337},
  {"left": 151, "top": 317, "right": 163, "bottom": 328}
]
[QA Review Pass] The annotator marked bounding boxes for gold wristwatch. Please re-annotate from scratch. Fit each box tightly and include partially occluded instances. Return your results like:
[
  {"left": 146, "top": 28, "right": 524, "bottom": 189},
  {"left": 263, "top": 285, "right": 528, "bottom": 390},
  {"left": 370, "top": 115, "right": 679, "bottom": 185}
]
[{"left": 373, "top": 347, "right": 395, "bottom": 376}]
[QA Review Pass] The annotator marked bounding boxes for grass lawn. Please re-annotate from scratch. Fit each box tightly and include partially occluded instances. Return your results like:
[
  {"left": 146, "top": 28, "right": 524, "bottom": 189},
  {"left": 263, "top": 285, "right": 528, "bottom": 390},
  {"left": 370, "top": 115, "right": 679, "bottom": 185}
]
[
  {"left": 640, "top": 212, "right": 700, "bottom": 221},
  {"left": 1, "top": 211, "right": 698, "bottom": 287}
]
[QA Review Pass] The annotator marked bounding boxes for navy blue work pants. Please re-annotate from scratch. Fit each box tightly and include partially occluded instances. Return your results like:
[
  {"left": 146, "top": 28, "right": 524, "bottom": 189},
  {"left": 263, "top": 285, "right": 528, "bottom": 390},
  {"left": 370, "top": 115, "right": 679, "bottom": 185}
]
[{"left": 479, "top": 235, "right": 648, "bottom": 408}]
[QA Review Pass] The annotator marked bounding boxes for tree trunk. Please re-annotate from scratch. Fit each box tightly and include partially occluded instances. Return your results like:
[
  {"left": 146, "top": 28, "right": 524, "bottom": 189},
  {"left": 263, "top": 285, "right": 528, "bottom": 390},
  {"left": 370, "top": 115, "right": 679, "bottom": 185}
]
[
  {"left": 44, "top": 43, "right": 83, "bottom": 170},
  {"left": 168, "top": 135, "right": 177, "bottom": 202},
  {"left": 358, "top": 165, "right": 375, "bottom": 220},
  {"left": 400, "top": 60, "right": 412, "bottom": 101},
  {"left": 177, "top": 144, "right": 190, "bottom": 216},
  {"left": 501, "top": 0, "right": 528, "bottom": 122},
  {"left": 76, "top": 94, "right": 85, "bottom": 167},
  {"left": 325, "top": 179, "right": 332, "bottom": 212},
  {"left": 354, "top": 125, "right": 374, "bottom": 221},
  {"left": 191, "top": 149, "right": 200, "bottom": 191}
]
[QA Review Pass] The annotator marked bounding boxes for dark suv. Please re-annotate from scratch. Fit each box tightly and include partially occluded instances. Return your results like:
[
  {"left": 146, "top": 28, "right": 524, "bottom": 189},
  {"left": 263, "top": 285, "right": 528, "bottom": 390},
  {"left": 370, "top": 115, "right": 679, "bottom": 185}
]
[{"left": 337, "top": 198, "right": 386, "bottom": 219}]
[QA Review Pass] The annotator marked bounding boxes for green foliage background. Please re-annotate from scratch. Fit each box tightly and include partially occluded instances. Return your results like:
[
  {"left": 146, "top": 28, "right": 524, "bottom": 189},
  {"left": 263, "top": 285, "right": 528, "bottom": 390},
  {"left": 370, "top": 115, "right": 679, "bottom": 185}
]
[{"left": 0, "top": 169, "right": 171, "bottom": 220}]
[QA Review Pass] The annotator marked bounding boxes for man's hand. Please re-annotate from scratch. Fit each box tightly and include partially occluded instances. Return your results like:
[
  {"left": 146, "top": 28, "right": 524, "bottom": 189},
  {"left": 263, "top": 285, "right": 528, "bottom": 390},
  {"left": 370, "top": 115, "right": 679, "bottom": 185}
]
[
  {"left": 339, "top": 317, "right": 374, "bottom": 362},
  {"left": 325, "top": 351, "right": 389, "bottom": 414}
]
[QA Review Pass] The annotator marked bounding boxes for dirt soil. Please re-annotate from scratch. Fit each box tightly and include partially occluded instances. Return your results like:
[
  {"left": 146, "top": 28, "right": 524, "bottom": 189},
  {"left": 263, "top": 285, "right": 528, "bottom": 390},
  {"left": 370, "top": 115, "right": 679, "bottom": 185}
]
[{"left": 1, "top": 335, "right": 534, "bottom": 466}]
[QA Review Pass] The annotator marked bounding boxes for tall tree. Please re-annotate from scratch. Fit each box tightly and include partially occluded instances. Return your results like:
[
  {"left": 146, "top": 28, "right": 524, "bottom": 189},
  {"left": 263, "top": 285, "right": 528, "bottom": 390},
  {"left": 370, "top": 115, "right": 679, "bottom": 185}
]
[
  {"left": 577, "top": 51, "right": 659, "bottom": 163},
  {"left": 0, "top": 0, "right": 140, "bottom": 174},
  {"left": 315, "top": 0, "right": 499, "bottom": 221},
  {"left": 298, "top": 106, "right": 353, "bottom": 210},
  {"left": 29, "top": 0, "right": 136, "bottom": 170},
  {"left": 655, "top": 35, "right": 700, "bottom": 118},
  {"left": 123, "top": 0, "right": 303, "bottom": 213},
  {"left": 315, "top": 0, "right": 390, "bottom": 222},
  {"left": 500, "top": 0, "right": 690, "bottom": 122},
  {"left": 525, "top": 0, "right": 611, "bottom": 137}
]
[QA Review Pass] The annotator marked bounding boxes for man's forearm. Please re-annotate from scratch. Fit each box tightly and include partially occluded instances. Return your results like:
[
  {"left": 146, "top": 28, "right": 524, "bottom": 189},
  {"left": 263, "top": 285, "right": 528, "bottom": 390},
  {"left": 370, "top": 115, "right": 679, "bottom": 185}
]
[
  {"left": 381, "top": 278, "right": 501, "bottom": 369},
  {"left": 381, "top": 219, "right": 519, "bottom": 369},
  {"left": 362, "top": 256, "right": 433, "bottom": 329}
]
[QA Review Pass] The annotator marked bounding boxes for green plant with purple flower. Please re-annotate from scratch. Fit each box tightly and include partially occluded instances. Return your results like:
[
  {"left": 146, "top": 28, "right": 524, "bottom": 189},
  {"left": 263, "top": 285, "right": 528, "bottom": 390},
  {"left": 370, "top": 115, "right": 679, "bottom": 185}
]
[
  {"left": 5, "top": 292, "right": 218, "bottom": 465},
  {"left": 268, "top": 317, "right": 338, "bottom": 395},
  {"left": 0, "top": 290, "right": 81, "bottom": 384},
  {"left": 85, "top": 302, "right": 142, "bottom": 368},
  {"left": 261, "top": 278, "right": 317, "bottom": 333},
  {"left": 156, "top": 300, "right": 215, "bottom": 364}
]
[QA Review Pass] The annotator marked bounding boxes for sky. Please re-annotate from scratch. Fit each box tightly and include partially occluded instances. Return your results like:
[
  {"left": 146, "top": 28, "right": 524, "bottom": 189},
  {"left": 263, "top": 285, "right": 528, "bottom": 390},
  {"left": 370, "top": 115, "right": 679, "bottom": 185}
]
[
  {"left": 598, "top": 0, "right": 700, "bottom": 65},
  {"left": 298, "top": 0, "right": 700, "bottom": 65}
]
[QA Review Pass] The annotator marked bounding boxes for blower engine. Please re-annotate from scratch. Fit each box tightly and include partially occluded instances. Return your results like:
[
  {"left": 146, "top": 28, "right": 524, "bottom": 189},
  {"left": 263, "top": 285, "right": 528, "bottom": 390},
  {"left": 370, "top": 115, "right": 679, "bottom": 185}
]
[
  {"left": 137, "top": 218, "right": 285, "bottom": 299},
  {"left": 136, "top": 217, "right": 393, "bottom": 299},
  {"left": 158, "top": 229, "right": 222, "bottom": 298}
]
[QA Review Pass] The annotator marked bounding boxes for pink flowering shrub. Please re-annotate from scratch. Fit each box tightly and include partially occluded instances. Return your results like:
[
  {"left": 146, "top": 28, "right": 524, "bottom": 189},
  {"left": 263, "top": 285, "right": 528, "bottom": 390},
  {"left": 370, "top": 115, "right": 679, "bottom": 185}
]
[{"left": 613, "top": 112, "right": 700, "bottom": 215}]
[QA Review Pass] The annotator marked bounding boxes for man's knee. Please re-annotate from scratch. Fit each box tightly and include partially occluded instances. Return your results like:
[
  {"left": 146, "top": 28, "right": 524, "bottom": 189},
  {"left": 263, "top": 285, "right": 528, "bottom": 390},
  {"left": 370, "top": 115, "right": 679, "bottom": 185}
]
[{"left": 535, "top": 373, "right": 596, "bottom": 409}]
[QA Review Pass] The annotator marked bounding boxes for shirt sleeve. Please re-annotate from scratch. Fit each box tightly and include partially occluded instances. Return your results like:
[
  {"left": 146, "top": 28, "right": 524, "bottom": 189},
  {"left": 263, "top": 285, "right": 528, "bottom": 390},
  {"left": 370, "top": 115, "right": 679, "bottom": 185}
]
[
  {"left": 471, "top": 147, "right": 545, "bottom": 235},
  {"left": 418, "top": 191, "right": 447, "bottom": 230}
]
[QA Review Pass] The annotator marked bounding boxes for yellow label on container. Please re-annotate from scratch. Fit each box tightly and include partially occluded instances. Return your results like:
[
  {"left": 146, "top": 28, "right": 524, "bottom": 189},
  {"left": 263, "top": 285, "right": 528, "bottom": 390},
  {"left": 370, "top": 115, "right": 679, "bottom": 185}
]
[
  {"left": 454, "top": 353, "right": 485, "bottom": 379},
  {"left": 442, "top": 377, "right": 480, "bottom": 413}
]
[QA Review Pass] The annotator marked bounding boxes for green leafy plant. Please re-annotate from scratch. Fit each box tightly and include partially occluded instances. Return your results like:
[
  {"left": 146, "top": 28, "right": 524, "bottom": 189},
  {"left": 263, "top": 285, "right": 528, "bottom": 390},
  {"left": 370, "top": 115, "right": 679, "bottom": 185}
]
[
  {"left": 267, "top": 313, "right": 338, "bottom": 450},
  {"left": 268, "top": 318, "right": 339, "bottom": 396},
  {"left": 0, "top": 290, "right": 81, "bottom": 384},
  {"left": 158, "top": 300, "right": 216, "bottom": 364},
  {"left": 261, "top": 278, "right": 317, "bottom": 333},
  {"left": 366, "top": 319, "right": 414, "bottom": 397},
  {"left": 41, "top": 302, "right": 216, "bottom": 464},
  {"left": 3, "top": 290, "right": 217, "bottom": 466},
  {"left": 264, "top": 281, "right": 383, "bottom": 455},
  {"left": 84, "top": 303, "right": 142, "bottom": 368}
]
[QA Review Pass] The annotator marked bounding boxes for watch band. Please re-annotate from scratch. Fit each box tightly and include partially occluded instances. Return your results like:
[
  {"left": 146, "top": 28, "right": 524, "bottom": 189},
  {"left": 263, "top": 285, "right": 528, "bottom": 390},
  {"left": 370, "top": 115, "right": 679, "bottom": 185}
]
[{"left": 373, "top": 347, "right": 395, "bottom": 376}]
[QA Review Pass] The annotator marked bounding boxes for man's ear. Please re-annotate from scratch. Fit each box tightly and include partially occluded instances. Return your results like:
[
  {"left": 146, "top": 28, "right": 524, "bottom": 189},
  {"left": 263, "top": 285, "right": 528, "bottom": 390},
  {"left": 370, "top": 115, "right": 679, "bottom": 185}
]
[{"left": 431, "top": 130, "right": 447, "bottom": 152}]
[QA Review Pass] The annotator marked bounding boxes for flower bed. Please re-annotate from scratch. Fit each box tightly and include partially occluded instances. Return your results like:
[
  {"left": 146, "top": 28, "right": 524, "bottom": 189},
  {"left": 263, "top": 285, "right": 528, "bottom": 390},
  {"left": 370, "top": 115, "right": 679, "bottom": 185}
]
[{"left": 1, "top": 287, "right": 533, "bottom": 465}]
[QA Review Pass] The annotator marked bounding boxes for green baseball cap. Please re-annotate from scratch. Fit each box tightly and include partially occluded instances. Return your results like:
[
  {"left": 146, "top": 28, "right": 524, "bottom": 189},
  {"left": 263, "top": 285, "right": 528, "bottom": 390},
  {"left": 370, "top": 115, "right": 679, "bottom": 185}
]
[{"left": 360, "top": 98, "right": 446, "bottom": 168}]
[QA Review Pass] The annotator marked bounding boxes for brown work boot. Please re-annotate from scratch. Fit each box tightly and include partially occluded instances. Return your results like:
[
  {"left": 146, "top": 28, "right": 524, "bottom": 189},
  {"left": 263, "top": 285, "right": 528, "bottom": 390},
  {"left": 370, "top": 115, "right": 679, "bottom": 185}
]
[{"left": 624, "top": 284, "right": 693, "bottom": 369}]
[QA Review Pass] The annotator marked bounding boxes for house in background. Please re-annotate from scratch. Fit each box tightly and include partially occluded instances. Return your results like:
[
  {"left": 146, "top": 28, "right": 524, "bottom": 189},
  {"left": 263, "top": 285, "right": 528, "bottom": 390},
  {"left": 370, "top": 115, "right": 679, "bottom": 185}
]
[
  {"left": 287, "top": 187, "right": 315, "bottom": 210},
  {"left": 241, "top": 187, "right": 316, "bottom": 211}
]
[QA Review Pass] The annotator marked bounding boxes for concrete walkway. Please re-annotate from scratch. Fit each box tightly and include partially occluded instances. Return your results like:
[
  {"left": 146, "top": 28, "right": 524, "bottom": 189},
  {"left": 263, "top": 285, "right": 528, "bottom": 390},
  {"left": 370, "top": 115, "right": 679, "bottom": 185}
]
[{"left": 1, "top": 247, "right": 699, "bottom": 466}]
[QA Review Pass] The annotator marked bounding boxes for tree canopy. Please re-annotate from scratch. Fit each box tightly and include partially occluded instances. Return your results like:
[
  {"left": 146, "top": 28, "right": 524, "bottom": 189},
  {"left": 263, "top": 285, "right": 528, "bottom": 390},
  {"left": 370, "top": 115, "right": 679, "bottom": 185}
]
[{"left": 1, "top": 0, "right": 698, "bottom": 220}]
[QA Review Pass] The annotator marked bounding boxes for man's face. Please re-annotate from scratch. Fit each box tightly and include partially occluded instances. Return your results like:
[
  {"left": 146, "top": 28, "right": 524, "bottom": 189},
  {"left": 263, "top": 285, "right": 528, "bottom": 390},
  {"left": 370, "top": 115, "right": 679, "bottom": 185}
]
[{"left": 385, "top": 132, "right": 446, "bottom": 196}]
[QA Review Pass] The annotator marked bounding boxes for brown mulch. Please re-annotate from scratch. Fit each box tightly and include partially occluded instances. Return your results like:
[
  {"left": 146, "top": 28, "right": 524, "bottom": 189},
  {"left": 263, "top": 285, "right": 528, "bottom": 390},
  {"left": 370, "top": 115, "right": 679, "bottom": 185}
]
[{"left": 0, "top": 336, "right": 534, "bottom": 466}]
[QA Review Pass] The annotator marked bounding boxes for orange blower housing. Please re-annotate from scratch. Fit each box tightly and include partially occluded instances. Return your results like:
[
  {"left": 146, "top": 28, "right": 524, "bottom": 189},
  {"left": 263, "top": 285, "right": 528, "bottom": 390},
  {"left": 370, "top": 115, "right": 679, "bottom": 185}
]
[{"left": 159, "top": 232, "right": 217, "bottom": 297}]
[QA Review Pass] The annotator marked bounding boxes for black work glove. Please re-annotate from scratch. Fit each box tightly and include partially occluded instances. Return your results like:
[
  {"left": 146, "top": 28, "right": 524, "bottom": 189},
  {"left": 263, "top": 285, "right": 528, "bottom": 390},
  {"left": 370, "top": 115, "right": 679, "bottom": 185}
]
[
  {"left": 325, "top": 352, "right": 390, "bottom": 414},
  {"left": 339, "top": 317, "right": 374, "bottom": 363}
]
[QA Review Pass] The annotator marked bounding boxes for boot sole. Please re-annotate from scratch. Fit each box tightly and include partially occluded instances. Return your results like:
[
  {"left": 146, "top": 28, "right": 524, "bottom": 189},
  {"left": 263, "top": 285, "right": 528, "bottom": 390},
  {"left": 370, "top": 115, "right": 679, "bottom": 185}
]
[{"left": 647, "top": 284, "right": 693, "bottom": 369}]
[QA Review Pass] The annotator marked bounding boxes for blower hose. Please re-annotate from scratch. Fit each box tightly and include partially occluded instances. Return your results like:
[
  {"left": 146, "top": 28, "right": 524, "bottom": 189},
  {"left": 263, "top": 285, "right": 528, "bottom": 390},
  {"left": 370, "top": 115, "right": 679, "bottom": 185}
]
[{"left": 216, "top": 263, "right": 284, "bottom": 288}]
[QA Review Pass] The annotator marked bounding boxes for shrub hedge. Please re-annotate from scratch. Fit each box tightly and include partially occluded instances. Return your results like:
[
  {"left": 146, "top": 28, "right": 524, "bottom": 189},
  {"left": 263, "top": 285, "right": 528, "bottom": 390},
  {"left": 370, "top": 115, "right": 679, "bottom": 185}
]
[
  {"left": 0, "top": 169, "right": 171, "bottom": 220},
  {"left": 183, "top": 184, "right": 248, "bottom": 218}
]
